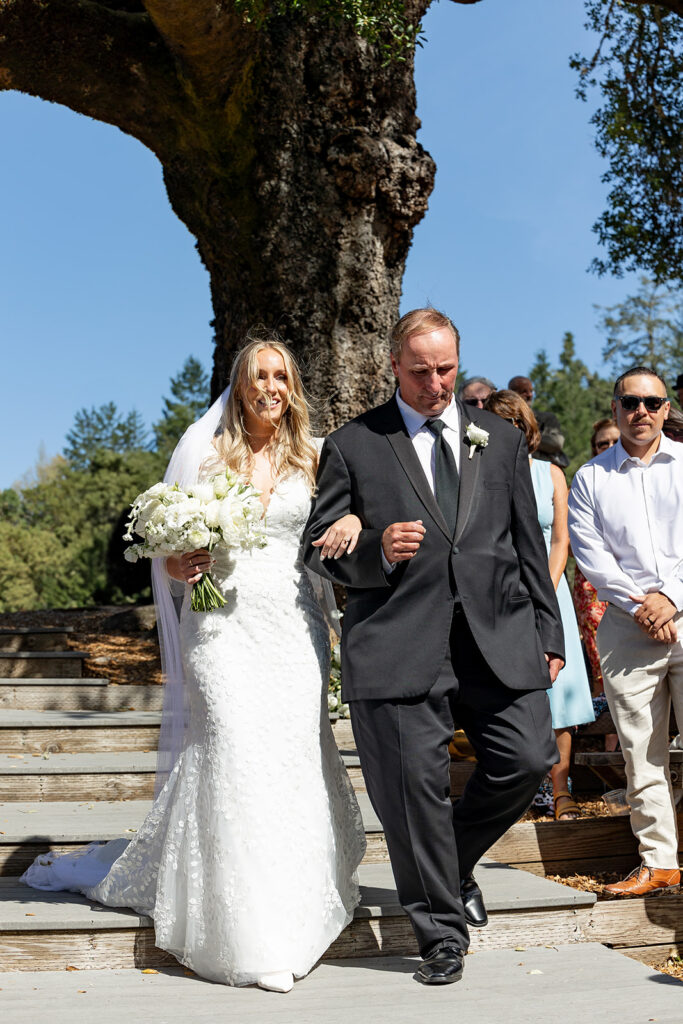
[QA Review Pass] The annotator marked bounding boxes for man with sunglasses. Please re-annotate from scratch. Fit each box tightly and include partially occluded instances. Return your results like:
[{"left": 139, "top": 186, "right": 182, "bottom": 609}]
[{"left": 568, "top": 366, "right": 683, "bottom": 898}]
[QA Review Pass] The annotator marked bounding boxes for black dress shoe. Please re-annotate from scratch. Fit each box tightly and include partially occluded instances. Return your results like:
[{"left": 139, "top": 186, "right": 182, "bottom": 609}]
[
  {"left": 416, "top": 944, "right": 464, "bottom": 985},
  {"left": 461, "top": 874, "right": 488, "bottom": 928}
]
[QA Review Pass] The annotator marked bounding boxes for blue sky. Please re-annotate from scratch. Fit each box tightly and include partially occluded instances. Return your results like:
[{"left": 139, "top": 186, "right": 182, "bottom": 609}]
[{"left": 0, "top": 0, "right": 636, "bottom": 488}]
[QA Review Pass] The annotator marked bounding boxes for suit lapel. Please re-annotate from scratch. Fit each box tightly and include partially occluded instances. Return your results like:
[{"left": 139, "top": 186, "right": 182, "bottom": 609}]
[
  {"left": 454, "top": 401, "right": 481, "bottom": 546},
  {"left": 383, "top": 398, "right": 451, "bottom": 542}
]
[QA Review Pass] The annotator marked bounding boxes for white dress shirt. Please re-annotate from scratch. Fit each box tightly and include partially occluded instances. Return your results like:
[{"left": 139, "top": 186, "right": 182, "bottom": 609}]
[
  {"left": 568, "top": 434, "right": 683, "bottom": 615},
  {"left": 395, "top": 389, "right": 462, "bottom": 485},
  {"left": 382, "top": 392, "right": 462, "bottom": 570}
]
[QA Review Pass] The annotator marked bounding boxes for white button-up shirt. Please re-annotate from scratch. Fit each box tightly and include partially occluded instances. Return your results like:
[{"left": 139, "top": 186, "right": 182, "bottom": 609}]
[
  {"left": 381, "top": 392, "right": 462, "bottom": 571},
  {"left": 395, "top": 389, "right": 462, "bottom": 489},
  {"left": 568, "top": 434, "right": 683, "bottom": 615}
]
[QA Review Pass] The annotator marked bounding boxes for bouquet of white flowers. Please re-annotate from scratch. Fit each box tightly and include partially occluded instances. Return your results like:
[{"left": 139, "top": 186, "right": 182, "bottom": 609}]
[{"left": 124, "top": 470, "right": 266, "bottom": 612}]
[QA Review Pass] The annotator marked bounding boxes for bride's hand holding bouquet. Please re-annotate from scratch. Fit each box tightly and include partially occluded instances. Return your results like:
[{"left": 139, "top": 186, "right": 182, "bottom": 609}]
[{"left": 124, "top": 470, "right": 266, "bottom": 612}]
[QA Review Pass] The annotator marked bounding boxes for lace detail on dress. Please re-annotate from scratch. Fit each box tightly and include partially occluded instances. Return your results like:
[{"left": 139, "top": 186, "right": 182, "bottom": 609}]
[{"left": 22, "top": 449, "right": 366, "bottom": 986}]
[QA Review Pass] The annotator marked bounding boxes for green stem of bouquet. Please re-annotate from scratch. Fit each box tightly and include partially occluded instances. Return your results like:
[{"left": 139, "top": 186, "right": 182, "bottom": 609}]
[{"left": 190, "top": 572, "right": 226, "bottom": 613}]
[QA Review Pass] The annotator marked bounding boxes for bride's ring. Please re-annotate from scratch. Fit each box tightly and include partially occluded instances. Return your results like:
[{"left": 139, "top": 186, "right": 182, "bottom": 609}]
[{"left": 342, "top": 537, "right": 350, "bottom": 544}]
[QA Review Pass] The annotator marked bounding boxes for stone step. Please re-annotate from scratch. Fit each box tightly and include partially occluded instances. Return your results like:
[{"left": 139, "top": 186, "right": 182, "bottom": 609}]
[
  {"left": 0, "top": 628, "right": 74, "bottom": 653},
  {"left": 0, "top": 860, "right": 595, "bottom": 972},
  {"left": 0, "top": 752, "right": 375, "bottom": 804},
  {"left": 0, "top": 796, "right": 384, "bottom": 875},
  {"left": 0, "top": 710, "right": 160, "bottom": 754},
  {"left": 0, "top": 651, "right": 87, "bottom": 679},
  {"left": 0, "top": 945, "right": 681, "bottom": 1024},
  {"left": 0, "top": 680, "right": 163, "bottom": 713}
]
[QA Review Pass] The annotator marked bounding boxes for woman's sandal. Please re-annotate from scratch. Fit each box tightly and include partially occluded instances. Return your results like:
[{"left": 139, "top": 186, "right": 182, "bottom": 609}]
[{"left": 553, "top": 791, "right": 581, "bottom": 821}]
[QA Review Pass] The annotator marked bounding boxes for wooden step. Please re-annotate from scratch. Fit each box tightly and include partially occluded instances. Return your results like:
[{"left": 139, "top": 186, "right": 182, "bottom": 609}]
[
  {"left": 0, "top": 680, "right": 163, "bottom": 713},
  {"left": 0, "top": 753, "right": 158, "bottom": 802},
  {"left": 0, "top": 711, "right": 160, "bottom": 754},
  {"left": 576, "top": 750, "right": 683, "bottom": 790},
  {"left": 489, "top": 812, "right": 683, "bottom": 877},
  {"left": 0, "top": 651, "right": 87, "bottom": 679},
  {"left": 0, "top": 628, "right": 74, "bottom": 653},
  {"left": 0, "top": 860, "right": 595, "bottom": 972}
]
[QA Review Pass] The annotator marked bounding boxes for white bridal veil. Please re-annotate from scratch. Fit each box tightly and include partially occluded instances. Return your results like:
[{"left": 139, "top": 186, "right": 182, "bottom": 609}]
[{"left": 152, "top": 385, "right": 339, "bottom": 796}]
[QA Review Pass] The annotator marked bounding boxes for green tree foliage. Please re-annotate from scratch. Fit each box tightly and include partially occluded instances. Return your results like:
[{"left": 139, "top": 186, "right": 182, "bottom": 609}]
[
  {"left": 0, "top": 521, "right": 75, "bottom": 614},
  {"left": 153, "top": 357, "right": 210, "bottom": 461},
  {"left": 573, "top": 2, "right": 683, "bottom": 282},
  {"left": 64, "top": 403, "right": 150, "bottom": 471},
  {"left": 234, "top": 0, "right": 424, "bottom": 62},
  {"left": 0, "top": 357, "right": 211, "bottom": 611},
  {"left": 530, "top": 332, "right": 614, "bottom": 478},
  {"left": 595, "top": 274, "right": 683, "bottom": 382},
  {"left": 5, "top": 449, "right": 165, "bottom": 611}
]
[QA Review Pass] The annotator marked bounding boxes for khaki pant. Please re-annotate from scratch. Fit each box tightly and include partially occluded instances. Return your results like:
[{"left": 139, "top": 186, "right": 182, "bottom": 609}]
[{"left": 597, "top": 606, "right": 683, "bottom": 868}]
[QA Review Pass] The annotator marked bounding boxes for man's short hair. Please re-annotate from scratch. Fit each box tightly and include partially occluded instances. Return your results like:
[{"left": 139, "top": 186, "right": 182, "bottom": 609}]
[
  {"left": 508, "top": 375, "right": 533, "bottom": 393},
  {"left": 458, "top": 376, "right": 496, "bottom": 396},
  {"left": 390, "top": 308, "right": 460, "bottom": 361},
  {"left": 613, "top": 366, "right": 668, "bottom": 396}
]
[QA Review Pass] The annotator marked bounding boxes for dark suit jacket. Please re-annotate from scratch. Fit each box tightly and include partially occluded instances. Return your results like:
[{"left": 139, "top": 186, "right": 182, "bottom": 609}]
[{"left": 303, "top": 396, "right": 565, "bottom": 702}]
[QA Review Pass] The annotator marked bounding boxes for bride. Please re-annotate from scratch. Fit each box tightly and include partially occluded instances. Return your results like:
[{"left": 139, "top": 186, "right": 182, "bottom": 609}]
[{"left": 22, "top": 336, "right": 367, "bottom": 993}]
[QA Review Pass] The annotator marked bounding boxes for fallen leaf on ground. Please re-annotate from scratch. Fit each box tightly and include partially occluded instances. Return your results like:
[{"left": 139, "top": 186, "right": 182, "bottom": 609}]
[
  {"left": 25, "top": 913, "right": 35, "bottom": 917},
  {"left": 141, "top": 969, "right": 159, "bottom": 975},
  {"left": 527, "top": 970, "right": 543, "bottom": 975},
  {"left": 66, "top": 966, "right": 80, "bottom": 972},
  {"left": 514, "top": 946, "right": 526, "bottom": 951}
]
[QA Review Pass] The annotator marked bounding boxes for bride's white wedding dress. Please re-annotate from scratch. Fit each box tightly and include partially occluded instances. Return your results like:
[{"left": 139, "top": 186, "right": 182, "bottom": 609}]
[{"left": 22, "top": 454, "right": 366, "bottom": 987}]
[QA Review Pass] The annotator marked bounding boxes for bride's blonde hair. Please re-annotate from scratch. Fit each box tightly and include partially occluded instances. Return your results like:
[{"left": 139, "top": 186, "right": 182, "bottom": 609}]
[{"left": 212, "top": 334, "right": 319, "bottom": 492}]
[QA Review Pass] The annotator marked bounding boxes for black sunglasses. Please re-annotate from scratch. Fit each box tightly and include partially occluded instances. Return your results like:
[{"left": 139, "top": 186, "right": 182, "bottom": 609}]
[
  {"left": 616, "top": 394, "right": 668, "bottom": 413},
  {"left": 463, "top": 397, "right": 486, "bottom": 407}
]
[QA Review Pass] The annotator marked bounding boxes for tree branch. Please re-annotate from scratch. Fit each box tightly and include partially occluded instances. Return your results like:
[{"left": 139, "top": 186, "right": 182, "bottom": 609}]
[
  {"left": 0, "top": 0, "right": 189, "bottom": 155},
  {"left": 141, "top": 1, "right": 247, "bottom": 99},
  {"left": 627, "top": 0, "right": 683, "bottom": 17}
]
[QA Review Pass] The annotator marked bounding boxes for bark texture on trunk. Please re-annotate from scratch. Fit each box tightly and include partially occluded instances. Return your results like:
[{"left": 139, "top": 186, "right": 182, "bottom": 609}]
[{"left": 0, "top": 0, "right": 492, "bottom": 426}]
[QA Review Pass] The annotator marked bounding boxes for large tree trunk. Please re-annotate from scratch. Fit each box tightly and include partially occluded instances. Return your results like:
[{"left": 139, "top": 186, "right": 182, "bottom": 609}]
[
  {"left": 0, "top": 0, "right": 464, "bottom": 427},
  {"left": 164, "top": 16, "right": 435, "bottom": 428}
]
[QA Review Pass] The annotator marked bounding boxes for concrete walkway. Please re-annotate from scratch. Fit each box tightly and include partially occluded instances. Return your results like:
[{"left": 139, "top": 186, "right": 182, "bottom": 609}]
[{"left": 0, "top": 945, "right": 679, "bottom": 1024}]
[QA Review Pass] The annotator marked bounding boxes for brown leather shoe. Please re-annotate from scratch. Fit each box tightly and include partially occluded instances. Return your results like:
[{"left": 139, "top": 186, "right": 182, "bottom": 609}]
[{"left": 604, "top": 865, "right": 680, "bottom": 898}]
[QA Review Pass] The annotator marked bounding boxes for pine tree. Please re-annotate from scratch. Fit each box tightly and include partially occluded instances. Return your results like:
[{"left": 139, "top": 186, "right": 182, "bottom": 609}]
[
  {"left": 595, "top": 276, "right": 683, "bottom": 386},
  {"left": 530, "top": 334, "right": 613, "bottom": 479},
  {"left": 153, "top": 357, "right": 210, "bottom": 460},
  {"left": 64, "top": 404, "right": 150, "bottom": 471}
]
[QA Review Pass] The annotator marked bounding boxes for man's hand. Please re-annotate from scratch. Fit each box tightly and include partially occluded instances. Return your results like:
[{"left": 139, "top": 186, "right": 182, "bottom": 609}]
[
  {"left": 545, "top": 653, "right": 564, "bottom": 685},
  {"left": 651, "top": 620, "right": 678, "bottom": 644},
  {"left": 382, "top": 521, "right": 426, "bottom": 564},
  {"left": 630, "top": 591, "right": 677, "bottom": 638}
]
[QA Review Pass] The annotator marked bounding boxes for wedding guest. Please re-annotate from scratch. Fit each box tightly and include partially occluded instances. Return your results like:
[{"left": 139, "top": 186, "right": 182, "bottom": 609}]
[
  {"left": 508, "top": 376, "right": 569, "bottom": 470},
  {"left": 569, "top": 366, "right": 682, "bottom": 897},
  {"left": 485, "top": 390, "right": 594, "bottom": 820},
  {"left": 674, "top": 373, "right": 683, "bottom": 409},
  {"left": 458, "top": 376, "right": 496, "bottom": 409},
  {"left": 572, "top": 419, "right": 619, "bottom": 697},
  {"left": 572, "top": 418, "right": 620, "bottom": 752},
  {"left": 663, "top": 404, "right": 683, "bottom": 442}
]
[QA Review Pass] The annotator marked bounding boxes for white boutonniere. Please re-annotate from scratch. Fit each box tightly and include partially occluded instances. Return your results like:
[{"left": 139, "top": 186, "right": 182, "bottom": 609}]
[{"left": 465, "top": 423, "right": 490, "bottom": 460}]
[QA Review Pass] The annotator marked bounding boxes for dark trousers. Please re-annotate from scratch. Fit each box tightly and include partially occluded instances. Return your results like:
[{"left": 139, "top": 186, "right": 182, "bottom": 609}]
[{"left": 349, "top": 610, "right": 557, "bottom": 955}]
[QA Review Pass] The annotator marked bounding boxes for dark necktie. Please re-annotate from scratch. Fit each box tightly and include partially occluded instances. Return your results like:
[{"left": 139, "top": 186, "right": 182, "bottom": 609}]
[{"left": 425, "top": 419, "right": 459, "bottom": 535}]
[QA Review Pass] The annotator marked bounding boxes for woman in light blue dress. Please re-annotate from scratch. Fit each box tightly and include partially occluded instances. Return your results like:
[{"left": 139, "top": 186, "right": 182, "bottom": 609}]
[{"left": 485, "top": 391, "right": 594, "bottom": 820}]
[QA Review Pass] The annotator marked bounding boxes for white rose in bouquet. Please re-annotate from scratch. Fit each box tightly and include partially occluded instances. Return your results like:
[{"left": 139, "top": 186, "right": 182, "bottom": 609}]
[{"left": 124, "top": 470, "right": 266, "bottom": 612}]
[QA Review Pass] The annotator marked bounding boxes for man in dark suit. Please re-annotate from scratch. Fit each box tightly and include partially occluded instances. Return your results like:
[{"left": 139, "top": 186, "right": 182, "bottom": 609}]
[{"left": 304, "top": 308, "right": 564, "bottom": 985}]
